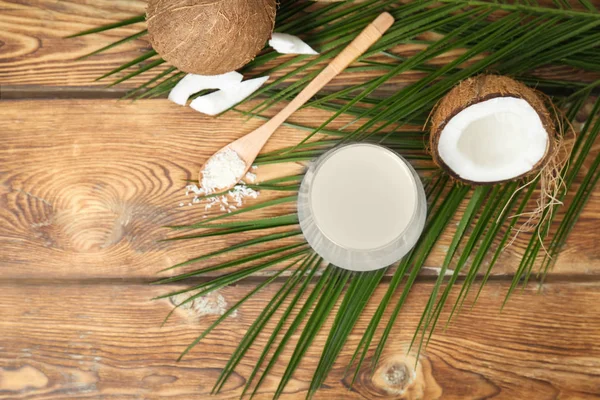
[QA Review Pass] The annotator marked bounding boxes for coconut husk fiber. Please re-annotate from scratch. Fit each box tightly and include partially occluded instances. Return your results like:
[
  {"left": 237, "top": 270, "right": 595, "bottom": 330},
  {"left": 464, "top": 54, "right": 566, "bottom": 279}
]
[
  {"left": 147, "top": 0, "right": 277, "bottom": 75},
  {"left": 429, "top": 74, "right": 555, "bottom": 185}
]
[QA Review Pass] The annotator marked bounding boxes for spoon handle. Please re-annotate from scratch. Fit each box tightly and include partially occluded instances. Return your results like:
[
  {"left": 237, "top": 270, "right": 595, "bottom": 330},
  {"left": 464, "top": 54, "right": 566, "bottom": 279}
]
[
  {"left": 265, "top": 12, "right": 394, "bottom": 130},
  {"left": 201, "top": 13, "right": 394, "bottom": 188}
]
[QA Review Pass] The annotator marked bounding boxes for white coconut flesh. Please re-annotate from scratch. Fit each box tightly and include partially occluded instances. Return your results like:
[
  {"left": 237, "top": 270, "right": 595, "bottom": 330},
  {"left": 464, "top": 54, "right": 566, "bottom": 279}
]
[
  {"left": 168, "top": 71, "right": 243, "bottom": 106},
  {"left": 189, "top": 76, "right": 269, "bottom": 116},
  {"left": 437, "top": 97, "right": 549, "bottom": 182},
  {"left": 269, "top": 33, "right": 318, "bottom": 55}
]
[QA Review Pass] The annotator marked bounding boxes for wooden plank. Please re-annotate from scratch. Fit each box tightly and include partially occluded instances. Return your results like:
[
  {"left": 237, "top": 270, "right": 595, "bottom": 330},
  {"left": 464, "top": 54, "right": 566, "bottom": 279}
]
[
  {"left": 1, "top": 281, "right": 599, "bottom": 399},
  {"left": 0, "top": 0, "right": 160, "bottom": 88},
  {"left": 0, "top": 0, "right": 428, "bottom": 90},
  {"left": 1, "top": 0, "right": 598, "bottom": 92},
  {"left": 2, "top": 99, "right": 599, "bottom": 280}
]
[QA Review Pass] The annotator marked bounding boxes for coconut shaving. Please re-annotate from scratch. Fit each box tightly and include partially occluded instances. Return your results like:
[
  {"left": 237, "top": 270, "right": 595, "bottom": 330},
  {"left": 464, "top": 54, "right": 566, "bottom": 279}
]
[
  {"left": 182, "top": 147, "right": 259, "bottom": 213},
  {"left": 201, "top": 148, "right": 246, "bottom": 193},
  {"left": 185, "top": 182, "right": 259, "bottom": 213}
]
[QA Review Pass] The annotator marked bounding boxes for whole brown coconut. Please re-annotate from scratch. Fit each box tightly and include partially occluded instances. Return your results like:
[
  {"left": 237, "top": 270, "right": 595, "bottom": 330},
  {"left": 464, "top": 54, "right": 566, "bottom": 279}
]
[
  {"left": 429, "top": 75, "right": 555, "bottom": 185},
  {"left": 147, "top": 0, "right": 277, "bottom": 75}
]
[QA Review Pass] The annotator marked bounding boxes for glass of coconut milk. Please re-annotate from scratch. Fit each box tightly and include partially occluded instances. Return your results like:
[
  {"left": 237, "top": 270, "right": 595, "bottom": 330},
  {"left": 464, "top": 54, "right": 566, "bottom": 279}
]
[{"left": 298, "top": 143, "right": 427, "bottom": 271}]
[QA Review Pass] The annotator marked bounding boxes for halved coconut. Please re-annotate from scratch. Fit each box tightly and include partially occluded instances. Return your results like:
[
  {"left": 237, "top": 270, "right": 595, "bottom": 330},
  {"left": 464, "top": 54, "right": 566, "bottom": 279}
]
[{"left": 430, "top": 75, "right": 554, "bottom": 184}]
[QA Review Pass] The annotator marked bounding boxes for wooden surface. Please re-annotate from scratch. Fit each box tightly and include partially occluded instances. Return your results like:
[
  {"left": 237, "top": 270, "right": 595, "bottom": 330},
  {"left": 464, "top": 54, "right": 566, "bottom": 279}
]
[
  {"left": 0, "top": 0, "right": 591, "bottom": 96},
  {"left": 2, "top": 1, "right": 600, "bottom": 399},
  {"left": 1, "top": 282, "right": 600, "bottom": 400}
]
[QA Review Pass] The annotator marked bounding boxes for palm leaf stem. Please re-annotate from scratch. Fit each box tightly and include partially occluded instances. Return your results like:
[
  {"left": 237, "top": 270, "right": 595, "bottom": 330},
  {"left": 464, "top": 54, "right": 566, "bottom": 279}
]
[
  {"left": 76, "top": 29, "right": 148, "bottom": 60},
  {"left": 154, "top": 243, "right": 308, "bottom": 285},
  {"left": 158, "top": 230, "right": 303, "bottom": 273},
  {"left": 108, "top": 58, "right": 165, "bottom": 87},
  {"left": 94, "top": 50, "right": 156, "bottom": 81},
  {"left": 65, "top": 14, "right": 145, "bottom": 38}
]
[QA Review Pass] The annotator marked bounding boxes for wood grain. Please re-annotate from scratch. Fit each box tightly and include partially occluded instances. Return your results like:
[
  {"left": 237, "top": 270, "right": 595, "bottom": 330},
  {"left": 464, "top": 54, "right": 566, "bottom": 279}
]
[
  {"left": 0, "top": 0, "right": 164, "bottom": 88},
  {"left": 0, "top": 0, "right": 428, "bottom": 90},
  {"left": 1, "top": 99, "right": 599, "bottom": 280},
  {"left": 2, "top": 3, "right": 600, "bottom": 399},
  {"left": 1, "top": 281, "right": 599, "bottom": 399},
  {"left": 1, "top": 0, "right": 597, "bottom": 92}
]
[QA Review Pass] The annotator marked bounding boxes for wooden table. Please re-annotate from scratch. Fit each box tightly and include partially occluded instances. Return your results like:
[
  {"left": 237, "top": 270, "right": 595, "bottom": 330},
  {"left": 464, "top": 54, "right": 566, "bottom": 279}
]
[{"left": 2, "top": 1, "right": 600, "bottom": 399}]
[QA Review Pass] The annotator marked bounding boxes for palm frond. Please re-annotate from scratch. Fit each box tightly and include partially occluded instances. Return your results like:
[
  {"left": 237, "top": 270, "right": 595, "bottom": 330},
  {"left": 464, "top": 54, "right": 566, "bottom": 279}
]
[
  {"left": 411, "top": 185, "right": 491, "bottom": 358},
  {"left": 76, "top": 29, "right": 148, "bottom": 60},
  {"left": 65, "top": 14, "right": 145, "bottom": 38},
  {"left": 438, "top": 0, "right": 600, "bottom": 17},
  {"left": 95, "top": 50, "right": 157, "bottom": 82},
  {"left": 248, "top": 263, "right": 335, "bottom": 398},
  {"left": 308, "top": 268, "right": 386, "bottom": 396},
  {"left": 154, "top": 242, "right": 307, "bottom": 285},
  {"left": 213, "top": 253, "right": 320, "bottom": 394},
  {"left": 69, "top": 1, "right": 600, "bottom": 397},
  {"left": 273, "top": 267, "right": 351, "bottom": 399}
]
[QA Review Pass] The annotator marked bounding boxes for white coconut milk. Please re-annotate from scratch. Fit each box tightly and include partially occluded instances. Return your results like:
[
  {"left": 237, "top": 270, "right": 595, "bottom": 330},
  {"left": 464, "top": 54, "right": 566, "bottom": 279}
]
[{"left": 309, "top": 144, "right": 417, "bottom": 250}]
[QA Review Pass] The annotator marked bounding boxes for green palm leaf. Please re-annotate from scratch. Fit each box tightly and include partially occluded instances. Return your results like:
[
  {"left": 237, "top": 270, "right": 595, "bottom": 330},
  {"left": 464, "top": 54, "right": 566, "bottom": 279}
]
[
  {"left": 309, "top": 268, "right": 386, "bottom": 396},
  {"left": 65, "top": 14, "right": 145, "bottom": 38},
  {"left": 69, "top": 1, "right": 600, "bottom": 398}
]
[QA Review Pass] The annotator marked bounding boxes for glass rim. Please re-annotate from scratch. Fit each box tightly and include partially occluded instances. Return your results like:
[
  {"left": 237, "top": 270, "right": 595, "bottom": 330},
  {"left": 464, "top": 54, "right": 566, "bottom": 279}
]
[{"left": 298, "top": 143, "right": 427, "bottom": 272}]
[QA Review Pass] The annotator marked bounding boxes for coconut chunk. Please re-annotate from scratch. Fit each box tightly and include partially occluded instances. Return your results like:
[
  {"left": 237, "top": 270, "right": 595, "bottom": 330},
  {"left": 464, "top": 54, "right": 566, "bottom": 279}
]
[
  {"left": 168, "top": 72, "right": 243, "bottom": 106},
  {"left": 189, "top": 76, "right": 269, "bottom": 116},
  {"left": 269, "top": 33, "right": 318, "bottom": 55},
  {"left": 437, "top": 97, "right": 549, "bottom": 183}
]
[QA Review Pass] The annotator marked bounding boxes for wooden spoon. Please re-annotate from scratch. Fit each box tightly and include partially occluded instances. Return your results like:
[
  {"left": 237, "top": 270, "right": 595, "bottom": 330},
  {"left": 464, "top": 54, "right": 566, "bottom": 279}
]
[{"left": 199, "top": 12, "right": 395, "bottom": 190}]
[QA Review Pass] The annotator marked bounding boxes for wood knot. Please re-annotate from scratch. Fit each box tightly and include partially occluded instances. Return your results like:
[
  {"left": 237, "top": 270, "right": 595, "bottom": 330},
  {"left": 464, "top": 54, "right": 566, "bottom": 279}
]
[
  {"left": 343, "top": 352, "right": 442, "bottom": 399},
  {"left": 382, "top": 362, "right": 410, "bottom": 390},
  {"left": 371, "top": 356, "right": 417, "bottom": 396}
]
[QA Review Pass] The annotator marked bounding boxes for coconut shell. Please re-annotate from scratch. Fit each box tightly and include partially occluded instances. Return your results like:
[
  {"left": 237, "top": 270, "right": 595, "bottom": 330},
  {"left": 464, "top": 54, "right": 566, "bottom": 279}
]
[
  {"left": 429, "top": 74, "right": 555, "bottom": 185},
  {"left": 147, "top": 0, "right": 276, "bottom": 75}
]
